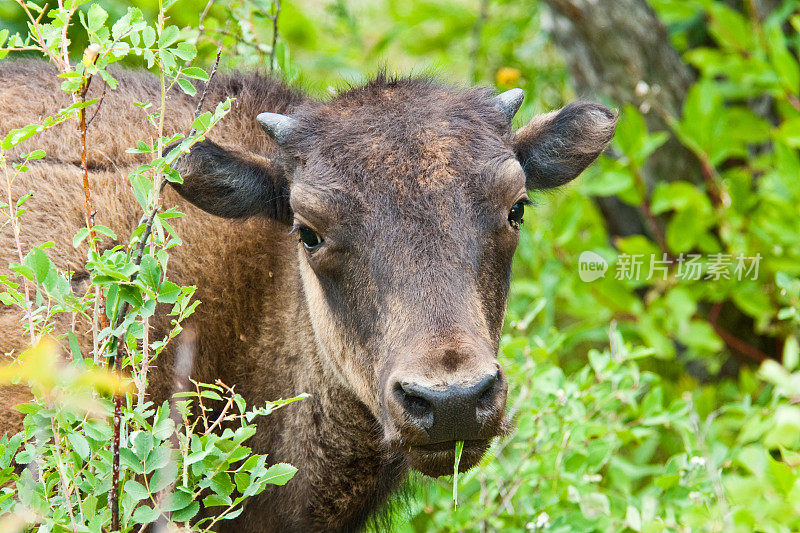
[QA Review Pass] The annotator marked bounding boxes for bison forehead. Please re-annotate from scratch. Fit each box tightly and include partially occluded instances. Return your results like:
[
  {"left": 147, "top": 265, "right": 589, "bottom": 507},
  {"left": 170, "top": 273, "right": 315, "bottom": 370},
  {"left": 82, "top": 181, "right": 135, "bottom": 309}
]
[
  {"left": 359, "top": 126, "right": 465, "bottom": 192},
  {"left": 286, "top": 76, "right": 512, "bottom": 196}
]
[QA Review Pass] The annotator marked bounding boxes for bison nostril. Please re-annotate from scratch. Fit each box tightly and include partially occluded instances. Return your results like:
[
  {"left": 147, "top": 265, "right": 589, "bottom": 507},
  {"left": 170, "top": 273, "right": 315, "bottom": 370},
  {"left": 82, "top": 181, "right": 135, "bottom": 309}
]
[
  {"left": 404, "top": 394, "right": 432, "bottom": 418},
  {"left": 395, "top": 382, "right": 433, "bottom": 419}
]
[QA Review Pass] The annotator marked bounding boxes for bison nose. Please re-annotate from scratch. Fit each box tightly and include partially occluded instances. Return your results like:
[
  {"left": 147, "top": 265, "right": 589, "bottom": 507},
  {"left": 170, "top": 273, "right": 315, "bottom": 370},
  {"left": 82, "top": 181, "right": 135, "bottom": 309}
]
[{"left": 393, "top": 371, "right": 504, "bottom": 442}]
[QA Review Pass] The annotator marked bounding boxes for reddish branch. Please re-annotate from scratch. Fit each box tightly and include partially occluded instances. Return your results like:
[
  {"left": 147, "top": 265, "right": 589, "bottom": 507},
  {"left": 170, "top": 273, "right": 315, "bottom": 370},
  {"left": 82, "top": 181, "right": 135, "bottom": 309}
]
[
  {"left": 74, "top": 59, "right": 120, "bottom": 530},
  {"left": 640, "top": 200, "right": 668, "bottom": 256},
  {"left": 630, "top": 165, "right": 670, "bottom": 257},
  {"left": 787, "top": 94, "right": 800, "bottom": 113},
  {"left": 709, "top": 302, "right": 769, "bottom": 363},
  {"left": 698, "top": 155, "right": 722, "bottom": 207},
  {"left": 76, "top": 49, "right": 110, "bottom": 335}
]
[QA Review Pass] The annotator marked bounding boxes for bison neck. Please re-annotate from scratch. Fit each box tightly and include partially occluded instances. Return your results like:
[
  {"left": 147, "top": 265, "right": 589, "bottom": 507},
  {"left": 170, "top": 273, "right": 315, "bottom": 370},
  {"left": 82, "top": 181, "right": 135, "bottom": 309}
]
[
  {"left": 197, "top": 228, "right": 407, "bottom": 532},
  {"left": 241, "top": 366, "right": 407, "bottom": 532}
]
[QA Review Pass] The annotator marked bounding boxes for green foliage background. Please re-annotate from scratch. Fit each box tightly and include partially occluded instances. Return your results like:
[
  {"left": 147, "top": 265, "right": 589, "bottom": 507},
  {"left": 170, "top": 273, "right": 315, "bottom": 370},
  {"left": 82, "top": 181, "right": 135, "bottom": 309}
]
[{"left": 2, "top": 0, "right": 800, "bottom": 531}]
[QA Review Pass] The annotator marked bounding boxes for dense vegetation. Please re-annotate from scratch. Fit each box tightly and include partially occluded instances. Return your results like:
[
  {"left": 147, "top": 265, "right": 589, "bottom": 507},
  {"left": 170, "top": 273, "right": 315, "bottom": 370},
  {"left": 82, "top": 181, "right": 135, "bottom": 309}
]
[{"left": 1, "top": 0, "right": 799, "bottom": 531}]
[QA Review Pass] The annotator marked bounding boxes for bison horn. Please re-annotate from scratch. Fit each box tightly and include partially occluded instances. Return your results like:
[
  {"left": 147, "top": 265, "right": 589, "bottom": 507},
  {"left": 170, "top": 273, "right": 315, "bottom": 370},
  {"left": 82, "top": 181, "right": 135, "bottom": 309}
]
[
  {"left": 493, "top": 88, "right": 524, "bottom": 122},
  {"left": 257, "top": 112, "right": 298, "bottom": 146}
]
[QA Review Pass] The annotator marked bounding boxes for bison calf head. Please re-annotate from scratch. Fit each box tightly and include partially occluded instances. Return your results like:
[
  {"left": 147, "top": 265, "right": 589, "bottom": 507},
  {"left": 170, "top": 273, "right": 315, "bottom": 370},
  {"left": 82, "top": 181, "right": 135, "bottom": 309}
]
[{"left": 174, "top": 77, "right": 616, "bottom": 477}]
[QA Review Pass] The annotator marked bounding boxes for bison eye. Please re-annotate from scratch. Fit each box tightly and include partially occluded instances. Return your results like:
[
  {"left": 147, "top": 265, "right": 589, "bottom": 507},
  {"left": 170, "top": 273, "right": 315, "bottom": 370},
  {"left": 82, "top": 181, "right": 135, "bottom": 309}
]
[
  {"left": 508, "top": 200, "right": 528, "bottom": 229},
  {"left": 292, "top": 224, "right": 323, "bottom": 250}
]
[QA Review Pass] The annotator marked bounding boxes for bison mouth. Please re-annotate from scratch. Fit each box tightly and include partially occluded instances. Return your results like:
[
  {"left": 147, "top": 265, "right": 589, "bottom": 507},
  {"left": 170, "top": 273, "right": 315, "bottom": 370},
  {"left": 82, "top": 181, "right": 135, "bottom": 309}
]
[{"left": 405, "top": 439, "right": 491, "bottom": 477}]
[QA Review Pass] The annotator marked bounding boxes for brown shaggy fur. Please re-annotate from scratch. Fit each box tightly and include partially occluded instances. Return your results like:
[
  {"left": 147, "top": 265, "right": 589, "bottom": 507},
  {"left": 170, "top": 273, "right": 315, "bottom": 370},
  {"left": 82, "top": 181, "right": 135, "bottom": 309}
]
[{"left": 0, "top": 60, "right": 616, "bottom": 532}]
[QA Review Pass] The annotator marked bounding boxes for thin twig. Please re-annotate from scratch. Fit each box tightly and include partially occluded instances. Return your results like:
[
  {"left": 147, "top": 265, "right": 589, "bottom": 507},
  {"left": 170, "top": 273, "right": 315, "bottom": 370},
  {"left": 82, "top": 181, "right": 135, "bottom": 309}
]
[
  {"left": 138, "top": 314, "right": 150, "bottom": 407},
  {"left": 110, "top": 367, "right": 121, "bottom": 532},
  {"left": 629, "top": 164, "right": 670, "bottom": 256},
  {"left": 85, "top": 80, "right": 107, "bottom": 127},
  {"left": 268, "top": 0, "right": 281, "bottom": 72},
  {"left": 787, "top": 93, "right": 800, "bottom": 113},
  {"left": 189, "top": 49, "right": 222, "bottom": 136},
  {"left": 2, "top": 160, "right": 35, "bottom": 344},
  {"left": 469, "top": 0, "right": 489, "bottom": 83},
  {"left": 708, "top": 303, "right": 769, "bottom": 363},
  {"left": 197, "top": 0, "right": 215, "bottom": 33},
  {"left": 75, "top": 51, "right": 111, "bottom": 343},
  {"left": 204, "top": 383, "right": 235, "bottom": 436}
]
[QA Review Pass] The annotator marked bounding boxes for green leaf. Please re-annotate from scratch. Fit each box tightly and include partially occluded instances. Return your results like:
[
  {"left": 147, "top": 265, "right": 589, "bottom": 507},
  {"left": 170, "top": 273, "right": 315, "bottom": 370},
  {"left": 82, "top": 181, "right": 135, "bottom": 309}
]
[
  {"left": 132, "top": 504, "right": 159, "bottom": 524},
  {"left": 677, "top": 320, "right": 723, "bottom": 353},
  {"left": 120, "top": 447, "right": 143, "bottom": 474},
  {"left": 144, "top": 445, "right": 171, "bottom": 474},
  {"left": 86, "top": 4, "right": 108, "bottom": 32},
  {"left": 159, "top": 49, "right": 176, "bottom": 72},
  {"left": 182, "top": 67, "right": 209, "bottom": 81},
  {"left": 200, "top": 390, "right": 223, "bottom": 402},
  {"left": 234, "top": 471, "right": 250, "bottom": 493},
  {"left": 778, "top": 118, "right": 800, "bottom": 148},
  {"left": 124, "top": 479, "right": 150, "bottom": 502},
  {"left": 173, "top": 41, "right": 197, "bottom": 61},
  {"left": 67, "top": 332, "right": 84, "bottom": 369},
  {"left": 177, "top": 78, "right": 196, "bottom": 96},
  {"left": 650, "top": 182, "right": 706, "bottom": 214},
  {"left": 767, "top": 20, "right": 800, "bottom": 92},
  {"left": 171, "top": 500, "right": 200, "bottom": 522},
  {"left": 149, "top": 458, "right": 178, "bottom": 493},
  {"left": 581, "top": 158, "right": 634, "bottom": 198},
  {"left": 2, "top": 124, "right": 43, "bottom": 151},
  {"left": 68, "top": 432, "right": 90, "bottom": 460},
  {"left": 142, "top": 26, "right": 156, "bottom": 48},
  {"left": 767, "top": 455, "right": 795, "bottom": 495},
  {"left": 83, "top": 420, "right": 113, "bottom": 441},
  {"left": 158, "top": 25, "right": 180, "bottom": 48},
  {"left": 614, "top": 105, "right": 647, "bottom": 157},
  {"left": 191, "top": 111, "right": 212, "bottom": 132},
  {"left": 72, "top": 228, "right": 90, "bottom": 249},
  {"left": 159, "top": 487, "right": 188, "bottom": 509},
  {"left": 707, "top": 3, "right": 755, "bottom": 51},
  {"left": 93, "top": 225, "right": 117, "bottom": 239},
  {"left": 209, "top": 472, "right": 235, "bottom": 497},
  {"left": 157, "top": 281, "right": 181, "bottom": 304},
  {"left": 203, "top": 493, "right": 232, "bottom": 507},
  {"left": 139, "top": 255, "right": 161, "bottom": 290},
  {"left": 261, "top": 463, "right": 297, "bottom": 486},
  {"left": 25, "top": 247, "right": 51, "bottom": 284},
  {"left": 666, "top": 210, "right": 702, "bottom": 254},
  {"left": 133, "top": 431, "right": 154, "bottom": 461}
]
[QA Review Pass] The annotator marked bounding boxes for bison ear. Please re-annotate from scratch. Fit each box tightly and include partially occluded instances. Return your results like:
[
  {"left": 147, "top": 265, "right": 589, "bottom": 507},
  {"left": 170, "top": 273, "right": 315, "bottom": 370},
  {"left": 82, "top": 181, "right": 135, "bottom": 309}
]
[
  {"left": 513, "top": 101, "right": 617, "bottom": 190},
  {"left": 170, "top": 139, "right": 292, "bottom": 223}
]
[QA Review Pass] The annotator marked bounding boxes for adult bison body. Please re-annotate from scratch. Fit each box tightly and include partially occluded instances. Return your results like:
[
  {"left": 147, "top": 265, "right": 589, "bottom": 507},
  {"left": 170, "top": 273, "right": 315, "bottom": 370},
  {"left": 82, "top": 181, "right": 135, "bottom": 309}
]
[{"left": 0, "top": 60, "right": 616, "bottom": 531}]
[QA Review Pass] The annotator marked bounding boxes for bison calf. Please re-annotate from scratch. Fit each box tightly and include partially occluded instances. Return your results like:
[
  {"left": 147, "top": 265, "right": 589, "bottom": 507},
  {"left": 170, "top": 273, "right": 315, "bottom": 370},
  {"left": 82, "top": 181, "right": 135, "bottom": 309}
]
[{"left": 0, "top": 60, "right": 616, "bottom": 531}]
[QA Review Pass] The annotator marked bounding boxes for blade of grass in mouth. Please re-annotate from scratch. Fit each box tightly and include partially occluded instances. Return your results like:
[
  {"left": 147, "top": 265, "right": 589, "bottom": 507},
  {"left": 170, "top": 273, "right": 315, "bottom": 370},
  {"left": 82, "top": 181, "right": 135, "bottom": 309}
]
[{"left": 453, "top": 440, "right": 464, "bottom": 508}]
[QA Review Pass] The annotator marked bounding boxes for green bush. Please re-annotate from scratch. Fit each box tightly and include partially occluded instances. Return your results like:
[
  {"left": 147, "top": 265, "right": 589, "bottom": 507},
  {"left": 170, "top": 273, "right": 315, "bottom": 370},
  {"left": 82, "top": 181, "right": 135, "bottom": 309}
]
[
  {"left": 2, "top": 1, "right": 800, "bottom": 532},
  {"left": 393, "top": 2, "right": 800, "bottom": 531},
  {"left": 0, "top": 1, "right": 302, "bottom": 529}
]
